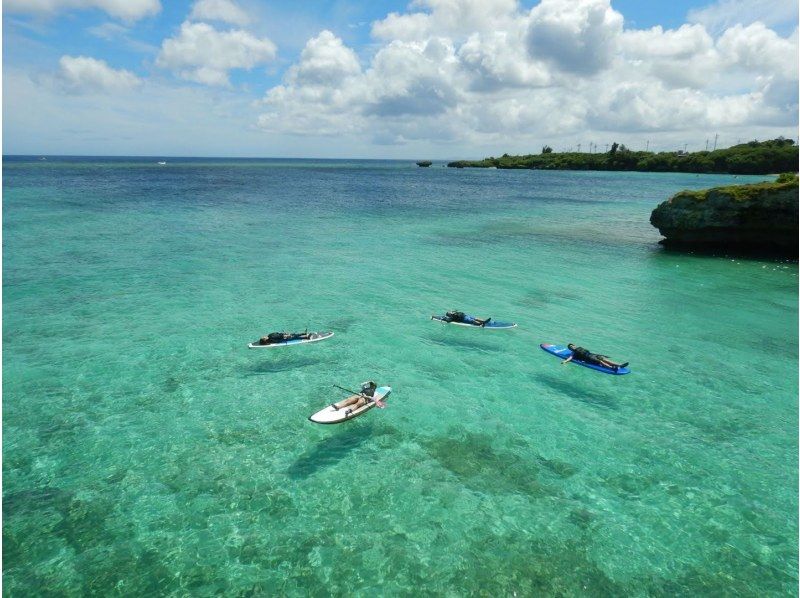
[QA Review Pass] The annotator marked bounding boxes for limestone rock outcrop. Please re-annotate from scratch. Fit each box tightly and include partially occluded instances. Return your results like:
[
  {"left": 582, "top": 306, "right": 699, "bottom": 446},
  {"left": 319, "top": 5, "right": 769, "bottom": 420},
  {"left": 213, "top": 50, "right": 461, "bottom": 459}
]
[{"left": 650, "top": 176, "right": 798, "bottom": 254}]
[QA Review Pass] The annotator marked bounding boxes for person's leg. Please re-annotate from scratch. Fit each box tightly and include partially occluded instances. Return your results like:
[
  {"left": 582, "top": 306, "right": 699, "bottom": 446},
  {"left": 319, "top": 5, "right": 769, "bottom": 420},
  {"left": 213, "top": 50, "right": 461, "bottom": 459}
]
[
  {"left": 333, "top": 395, "right": 358, "bottom": 410},
  {"left": 345, "top": 396, "right": 368, "bottom": 415}
]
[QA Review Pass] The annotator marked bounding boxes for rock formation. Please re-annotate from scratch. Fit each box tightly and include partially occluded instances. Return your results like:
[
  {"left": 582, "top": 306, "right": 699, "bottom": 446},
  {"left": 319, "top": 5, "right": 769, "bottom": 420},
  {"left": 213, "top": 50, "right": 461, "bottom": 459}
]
[{"left": 650, "top": 175, "right": 798, "bottom": 255}]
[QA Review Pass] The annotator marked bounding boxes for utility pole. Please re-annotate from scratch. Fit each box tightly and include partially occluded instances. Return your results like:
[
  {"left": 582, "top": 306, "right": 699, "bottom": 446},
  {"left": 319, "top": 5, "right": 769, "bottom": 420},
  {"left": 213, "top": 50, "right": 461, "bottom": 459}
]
[
  {"left": 605, "top": 143, "right": 609, "bottom": 152},
  {"left": 577, "top": 143, "right": 581, "bottom": 153},
  {"left": 713, "top": 133, "right": 718, "bottom": 151},
  {"left": 705, "top": 139, "right": 709, "bottom": 151},
  {"left": 683, "top": 143, "right": 687, "bottom": 153}
]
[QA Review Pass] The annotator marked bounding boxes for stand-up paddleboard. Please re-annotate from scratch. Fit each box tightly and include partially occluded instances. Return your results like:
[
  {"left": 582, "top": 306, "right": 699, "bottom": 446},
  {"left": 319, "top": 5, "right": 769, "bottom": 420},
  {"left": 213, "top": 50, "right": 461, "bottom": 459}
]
[
  {"left": 248, "top": 331, "right": 334, "bottom": 349},
  {"left": 540, "top": 343, "right": 630, "bottom": 375},
  {"left": 431, "top": 315, "right": 517, "bottom": 329},
  {"left": 309, "top": 386, "right": 392, "bottom": 424}
]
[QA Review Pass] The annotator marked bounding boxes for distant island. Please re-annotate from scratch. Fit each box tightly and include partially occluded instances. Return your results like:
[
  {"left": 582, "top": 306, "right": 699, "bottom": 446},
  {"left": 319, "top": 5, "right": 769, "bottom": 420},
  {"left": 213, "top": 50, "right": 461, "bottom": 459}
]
[
  {"left": 448, "top": 138, "right": 798, "bottom": 175},
  {"left": 650, "top": 173, "right": 798, "bottom": 255},
  {"left": 416, "top": 160, "right": 433, "bottom": 167}
]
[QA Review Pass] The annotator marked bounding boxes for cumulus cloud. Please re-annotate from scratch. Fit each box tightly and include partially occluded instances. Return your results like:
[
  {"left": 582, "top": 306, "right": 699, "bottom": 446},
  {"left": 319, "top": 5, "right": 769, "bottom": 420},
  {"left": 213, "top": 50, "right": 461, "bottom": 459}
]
[
  {"left": 620, "top": 24, "right": 717, "bottom": 89},
  {"left": 717, "top": 22, "right": 798, "bottom": 78},
  {"left": 459, "top": 29, "right": 550, "bottom": 90},
  {"left": 372, "top": 0, "right": 520, "bottom": 42},
  {"left": 189, "top": 0, "right": 250, "bottom": 27},
  {"left": 3, "top": 0, "right": 160, "bottom": 21},
  {"left": 156, "top": 21, "right": 276, "bottom": 86},
  {"left": 365, "top": 38, "right": 463, "bottom": 117},
  {"left": 251, "top": 0, "right": 797, "bottom": 149},
  {"left": 526, "top": 0, "right": 623, "bottom": 75},
  {"left": 286, "top": 30, "right": 361, "bottom": 87},
  {"left": 57, "top": 55, "right": 141, "bottom": 93},
  {"left": 259, "top": 30, "right": 366, "bottom": 135},
  {"left": 622, "top": 24, "right": 713, "bottom": 60}
]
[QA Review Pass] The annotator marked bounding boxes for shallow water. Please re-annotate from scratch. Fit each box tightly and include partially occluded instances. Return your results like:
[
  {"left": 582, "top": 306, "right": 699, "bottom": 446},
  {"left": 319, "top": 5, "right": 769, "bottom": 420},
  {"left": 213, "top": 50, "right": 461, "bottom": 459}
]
[{"left": 4, "top": 157, "right": 797, "bottom": 595}]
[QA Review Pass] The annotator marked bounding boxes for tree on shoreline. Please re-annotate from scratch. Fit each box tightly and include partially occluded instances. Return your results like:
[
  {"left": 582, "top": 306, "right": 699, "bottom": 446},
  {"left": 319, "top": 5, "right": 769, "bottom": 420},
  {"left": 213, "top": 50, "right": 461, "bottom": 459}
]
[{"left": 447, "top": 139, "right": 797, "bottom": 175}]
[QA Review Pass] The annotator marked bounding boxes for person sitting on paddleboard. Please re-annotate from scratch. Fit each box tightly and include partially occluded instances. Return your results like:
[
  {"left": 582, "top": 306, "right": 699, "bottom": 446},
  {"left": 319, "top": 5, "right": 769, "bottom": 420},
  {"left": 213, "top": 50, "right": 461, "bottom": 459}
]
[
  {"left": 443, "top": 311, "right": 491, "bottom": 327},
  {"left": 562, "top": 344, "right": 628, "bottom": 372},
  {"left": 332, "top": 381, "right": 378, "bottom": 415}
]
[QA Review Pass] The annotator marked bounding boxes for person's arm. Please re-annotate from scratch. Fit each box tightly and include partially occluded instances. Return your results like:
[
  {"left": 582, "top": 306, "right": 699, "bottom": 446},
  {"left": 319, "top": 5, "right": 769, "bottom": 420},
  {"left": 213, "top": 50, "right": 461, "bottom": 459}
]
[{"left": 561, "top": 355, "right": 573, "bottom": 364}]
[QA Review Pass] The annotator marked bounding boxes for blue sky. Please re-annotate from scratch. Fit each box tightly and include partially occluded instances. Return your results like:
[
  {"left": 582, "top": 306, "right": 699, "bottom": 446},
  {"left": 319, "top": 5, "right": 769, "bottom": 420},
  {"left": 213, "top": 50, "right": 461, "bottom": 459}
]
[{"left": 3, "top": 0, "right": 798, "bottom": 157}]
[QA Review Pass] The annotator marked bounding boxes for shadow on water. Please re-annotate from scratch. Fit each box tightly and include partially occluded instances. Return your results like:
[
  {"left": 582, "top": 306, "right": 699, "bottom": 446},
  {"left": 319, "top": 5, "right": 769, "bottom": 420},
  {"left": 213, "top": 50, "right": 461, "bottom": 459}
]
[
  {"left": 536, "top": 373, "right": 619, "bottom": 410},
  {"left": 245, "top": 355, "right": 325, "bottom": 375},
  {"left": 328, "top": 316, "right": 357, "bottom": 332},
  {"left": 422, "top": 428, "right": 564, "bottom": 497},
  {"left": 650, "top": 243, "right": 797, "bottom": 264},
  {"left": 424, "top": 335, "right": 502, "bottom": 353},
  {"left": 287, "top": 423, "right": 375, "bottom": 479}
]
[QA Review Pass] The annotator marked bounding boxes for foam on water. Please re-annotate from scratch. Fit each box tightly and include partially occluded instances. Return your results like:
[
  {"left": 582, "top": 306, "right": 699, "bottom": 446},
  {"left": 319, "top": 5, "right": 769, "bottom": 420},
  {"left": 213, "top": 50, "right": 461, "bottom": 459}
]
[{"left": 4, "top": 157, "right": 797, "bottom": 594}]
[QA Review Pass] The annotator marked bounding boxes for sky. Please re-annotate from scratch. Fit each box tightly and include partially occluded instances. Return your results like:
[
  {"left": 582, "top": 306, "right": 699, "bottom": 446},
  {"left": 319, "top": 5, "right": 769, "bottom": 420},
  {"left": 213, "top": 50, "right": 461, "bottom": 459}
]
[{"left": 3, "top": 0, "right": 798, "bottom": 158}]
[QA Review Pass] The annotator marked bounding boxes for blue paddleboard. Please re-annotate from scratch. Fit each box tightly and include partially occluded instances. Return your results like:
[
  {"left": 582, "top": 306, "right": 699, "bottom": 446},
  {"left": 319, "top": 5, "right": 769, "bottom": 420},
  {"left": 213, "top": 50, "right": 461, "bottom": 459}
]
[
  {"left": 432, "top": 315, "right": 517, "bottom": 329},
  {"left": 540, "top": 343, "right": 630, "bottom": 375}
]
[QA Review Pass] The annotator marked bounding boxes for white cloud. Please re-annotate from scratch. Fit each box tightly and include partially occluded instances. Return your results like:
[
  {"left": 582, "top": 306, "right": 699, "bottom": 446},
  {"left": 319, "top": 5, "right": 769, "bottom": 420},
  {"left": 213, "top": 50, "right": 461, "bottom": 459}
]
[
  {"left": 3, "top": 0, "right": 160, "bottom": 22},
  {"left": 365, "top": 38, "right": 463, "bottom": 117},
  {"left": 622, "top": 24, "right": 713, "bottom": 60},
  {"left": 286, "top": 29, "right": 361, "bottom": 87},
  {"left": 688, "top": 0, "right": 798, "bottom": 34},
  {"left": 717, "top": 22, "right": 798, "bottom": 78},
  {"left": 57, "top": 55, "right": 141, "bottom": 93},
  {"left": 620, "top": 24, "right": 718, "bottom": 89},
  {"left": 459, "top": 28, "right": 551, "bottom": 90},
  {"left": 189, "top": 0, "right": 250, "bottom": 27},
  {"left": 526, "top": 0, "right": 624, "bottom": 75},
  {"left": 156, "top": 21, "right": 277, "bottom": 86},
  {"left": 372, "top": 0, "right": 520, "bottom": 42},
  {"left": 6, "top": 0, "right": 797, "bottom": 157},
  {"left": 259, "top": 31, "right": 367, "bottom": 136},
  {"left": 258, "top": 0, "right": 797, "bottom": 152}
]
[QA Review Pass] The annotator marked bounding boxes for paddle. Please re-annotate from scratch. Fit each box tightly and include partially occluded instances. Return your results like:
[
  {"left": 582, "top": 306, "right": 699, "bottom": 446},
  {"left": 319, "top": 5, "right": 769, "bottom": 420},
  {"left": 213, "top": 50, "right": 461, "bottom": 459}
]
[
  {"left": 332, "top": 384, "right": 388, "bottom": 408},
  {"left": 333, "top": 384, "right": 361, "bottom": 395}
]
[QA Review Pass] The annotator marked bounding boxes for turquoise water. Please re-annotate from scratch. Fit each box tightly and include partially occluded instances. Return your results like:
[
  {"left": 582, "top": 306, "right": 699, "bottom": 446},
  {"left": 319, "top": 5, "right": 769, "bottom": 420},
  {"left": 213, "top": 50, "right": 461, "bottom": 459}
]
[{"left": 3, "top": 157, "right": 797, "bottom": 595}]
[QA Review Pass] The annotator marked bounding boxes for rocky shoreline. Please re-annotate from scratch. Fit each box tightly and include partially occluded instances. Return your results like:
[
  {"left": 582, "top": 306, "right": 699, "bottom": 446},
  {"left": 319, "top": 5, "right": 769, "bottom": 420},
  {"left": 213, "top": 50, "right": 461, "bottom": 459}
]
[{"left": 650, "top": 174, "right": 798, "bottom": 256}]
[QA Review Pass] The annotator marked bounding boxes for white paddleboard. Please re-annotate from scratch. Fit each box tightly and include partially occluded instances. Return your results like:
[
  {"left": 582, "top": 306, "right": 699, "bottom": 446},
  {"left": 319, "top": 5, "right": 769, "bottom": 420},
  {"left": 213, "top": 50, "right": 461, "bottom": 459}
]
[
  {"left": 248, "top": 331, "right": 334, "bottom": 349},
  {"left": 309, "top": 386, "right": 392, "bottom": 424}
]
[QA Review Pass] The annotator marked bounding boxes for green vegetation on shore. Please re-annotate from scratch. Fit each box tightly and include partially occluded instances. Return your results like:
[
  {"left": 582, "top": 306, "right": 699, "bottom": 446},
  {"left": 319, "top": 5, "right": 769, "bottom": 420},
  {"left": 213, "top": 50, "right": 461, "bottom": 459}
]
[
  {"left": 448, "top": 138, "right": 798, "bottom": 175},
  {"left": 676, "top": 172, "right": 799, "bottom": 202}
]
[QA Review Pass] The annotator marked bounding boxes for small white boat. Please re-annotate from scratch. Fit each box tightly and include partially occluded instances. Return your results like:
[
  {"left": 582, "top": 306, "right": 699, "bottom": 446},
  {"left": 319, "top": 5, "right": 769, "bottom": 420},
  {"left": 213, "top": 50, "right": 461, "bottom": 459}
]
[
  {"left": 309, "top": 383, "right": 391, "bottom": 424},
  {"left": 157, "top": 161, "right": 167, "bottom": 165}
]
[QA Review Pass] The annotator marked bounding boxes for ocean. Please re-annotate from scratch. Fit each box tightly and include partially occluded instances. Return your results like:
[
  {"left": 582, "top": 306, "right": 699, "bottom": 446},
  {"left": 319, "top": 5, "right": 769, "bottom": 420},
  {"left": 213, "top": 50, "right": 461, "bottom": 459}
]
[{"left": 3, "top": 157, "right": 797, "bottom": 595}]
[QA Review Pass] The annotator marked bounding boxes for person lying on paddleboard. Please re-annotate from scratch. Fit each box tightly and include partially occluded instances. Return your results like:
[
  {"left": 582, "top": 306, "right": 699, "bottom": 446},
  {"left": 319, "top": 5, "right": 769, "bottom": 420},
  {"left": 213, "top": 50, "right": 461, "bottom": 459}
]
[
  {"left": 562, "top": 344, "right": 629, "bottom": 372},
  {"left": 257, "top": 331, "right": 312, "bottom": 345},
  {"left": 442, "top": 311, "right": 491, "bottom": 327},
  {"left": 331, "top": 381, "right": 380, "bottom": 416}
]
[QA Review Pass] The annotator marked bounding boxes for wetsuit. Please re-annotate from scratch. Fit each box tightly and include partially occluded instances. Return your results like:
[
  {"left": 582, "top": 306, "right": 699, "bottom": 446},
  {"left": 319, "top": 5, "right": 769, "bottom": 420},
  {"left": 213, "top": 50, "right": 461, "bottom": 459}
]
[
  {"left": 445, "top": 311, "right": 466, "bottom": 323},
  {"left": 571, "top": 346, "right": 605, "bottom": 365}
]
